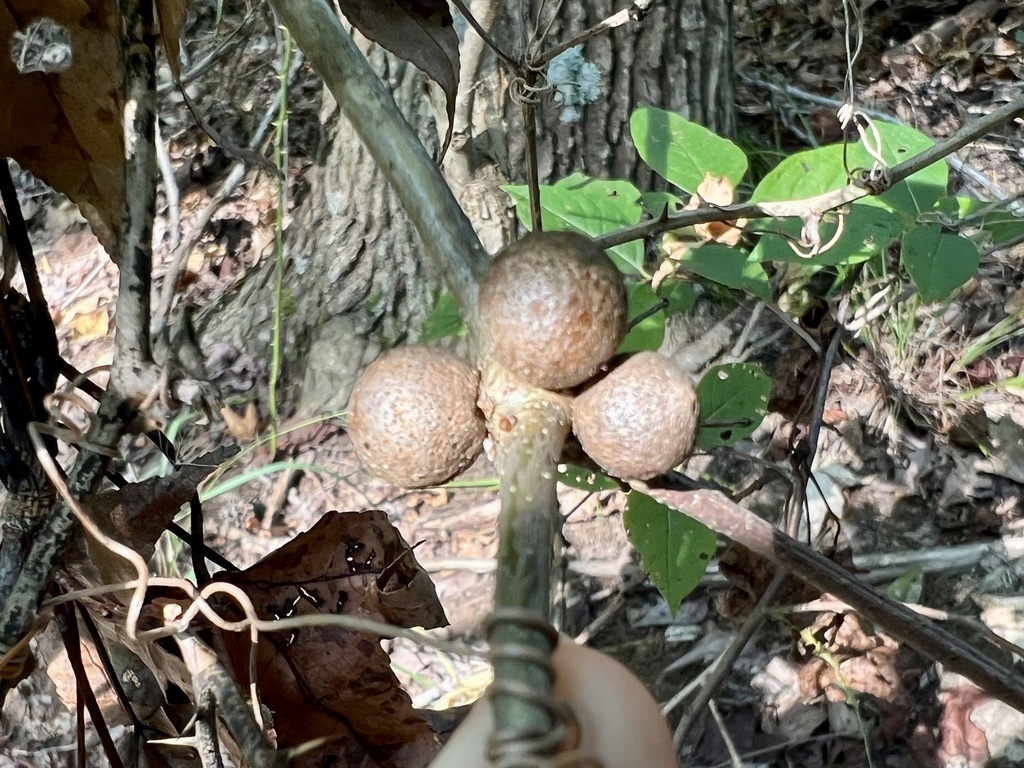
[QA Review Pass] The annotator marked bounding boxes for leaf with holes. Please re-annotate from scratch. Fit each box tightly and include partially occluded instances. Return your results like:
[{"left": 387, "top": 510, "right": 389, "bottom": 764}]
[
  {"left": 901, "top": 224, "right": 980, "bottom": 303},
  {"left": 630, "top": 106, "right": 748, "bottom": 192},
  {"left": 697, "top": 363, "right": 770, "bottom": 448},
  {"left": 625, "top": 491, "right": 716, "bottom": 611},
  {"left": 558, "top": 463, "right": 619, "bottom": 491}
]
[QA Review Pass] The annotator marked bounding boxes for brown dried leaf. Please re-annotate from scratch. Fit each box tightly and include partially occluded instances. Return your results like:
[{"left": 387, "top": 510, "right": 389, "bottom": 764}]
[
  {"left": 337, "top": 0, "right": 459, "bottom": 160},
  {"left": 221, "top": 402, "right": 259, "bottom": 442},
  {"left": 686, "top": 175, "right": 748, "bottom": 246},
  {"left": 0, "top": 1, "right": 186, "bottom": 256},
  {"left": 83, "top": 446, "right": 238, "bottom": 579},
  {"left": 215, "top": 510, "right": 447, "bottom": 768},
  {"left": 155, "top": 0, "right": 188, "bottom": 76},
  {"left": 67, "top": 304, "right": 109, "bottom": 341}
]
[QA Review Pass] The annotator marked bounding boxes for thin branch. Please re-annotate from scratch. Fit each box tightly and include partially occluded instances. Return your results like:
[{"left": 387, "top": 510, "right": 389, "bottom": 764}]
[
  {"left": 633, "top": 482, "right": 1024, "bottom": 712},
  {"left": 176, "top": 634, "right": 282, "bottom": 768},
  {"left": 673, "top": 572, "right": 787, "bottom": 745},
  {"left": 523, "top": 78, "right": 543, "bottom": 232},
  {"left": 267, "top": 0, "right": 489, "bottom": 323},
  {"left": 450, "top": 0, "right": 518, "bottom": 69},
  {"left": 597, "top": 95, "right": 1024, "bottom": 249},
  {"left": 532, "top": 0, "right": 654, "bottom": 68},
  {"left": 0, "top": 0, "right": 162, "bottom": 657}
]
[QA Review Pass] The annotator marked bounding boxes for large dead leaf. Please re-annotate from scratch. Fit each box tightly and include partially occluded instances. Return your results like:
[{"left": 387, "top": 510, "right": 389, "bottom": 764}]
[
  {"left": 337, "top": 0, "right": 459, "bottom": 160},
  {"left": 215, "top": 510, "right": 447, "bottom": 768},
  {"left": 0, "top": 1, "right": 186, "bottom": 256},
  {"left": 82, "top": 446, "right": 238, "bottom": 582}
]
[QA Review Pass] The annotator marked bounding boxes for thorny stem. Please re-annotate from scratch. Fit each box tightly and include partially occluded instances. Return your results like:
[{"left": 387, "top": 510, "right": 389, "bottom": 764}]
[{"left": 596, "top": 95, "right": 1024, "bottom": 250}]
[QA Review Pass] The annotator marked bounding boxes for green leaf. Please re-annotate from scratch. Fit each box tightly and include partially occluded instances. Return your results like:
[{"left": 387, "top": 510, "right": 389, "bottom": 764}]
[
  {"left": 503, "top": 172, "right": 645, "bottom": 274},
  {"left": 419, "top": 292, "right": 465, "bottom": 342},
  {"left": 625, "top": 491, "right": 717, "bottom": 611},
  {"left": 657, "top": 279, "right": 696, "bottom": 315},
  {"left": 901, "top": 224, "right": 980, "bottom": 303},
  {"left": 618, "top": 282, "right": 665, "bottom": 353},
  {"left": 751, "top": 122, "right": 947, "bottom": 217},
  {"left": 679, "top": 243, "right": 772, "bottom": 301},
  {"left": 630, "top": 105, "right": 748, "bottom": 192},
  {"left": 639, "top": 191, "right": 685, "bottom": 218},
  {"left": 696, "top": 363, "right": 770, "bottom": 448},
  {"left": 558, "top": 463, "right": 619, "bottom": 491},
  {"left": 749, "top": 204, "right": 902, "bottom": 267}
]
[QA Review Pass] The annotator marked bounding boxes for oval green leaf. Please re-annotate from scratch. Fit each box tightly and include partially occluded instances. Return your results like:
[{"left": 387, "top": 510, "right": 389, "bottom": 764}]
[
  {"left": 630, "top": 105, "right": 748, "bottom": 192},
  {"left": 503, "top": 172, "right": 645, "bottom": 274},
  {"left": 901, "top": 224, "right": 980, "bottom": 303},
  {"left": 625, "top": 490, "right": 717, "bottom": 612},
  {"left": 419, "top": 292, "right": 465, "bottom": 342},
  {"left": 751, "top": 122, "right": 947, "bottom": 217},
  {"left": 696, "top": 363, "right": 771, "bottom": 448},
  {"left": 618, "top": 282, "right": 665, "bottom": 354},
  {"left": 679, "top": 243, "right": 772, "bottom": 301}
]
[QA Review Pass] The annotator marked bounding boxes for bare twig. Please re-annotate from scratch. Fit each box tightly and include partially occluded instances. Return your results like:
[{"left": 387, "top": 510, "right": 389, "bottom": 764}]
[
  {"left": 55, "top": 601, "right": 125, "bottom": 768},
  {"left": 450, "top": 0, "right": 517, "bottom": 69},
  {"left": 532, "top": 0, "right": 654, "bottom": 68},
  {"left": 155, "top": 120, "right": 181, "bottom": 250},
  {"left": 633, "top": 482, "right": 1024, "bottom": 712},
  {"left": 176, "top": 633, "right": 282, "bottom": 768},
  {"left": 673, "top": 572, "right": 787, "bottom": 745}
]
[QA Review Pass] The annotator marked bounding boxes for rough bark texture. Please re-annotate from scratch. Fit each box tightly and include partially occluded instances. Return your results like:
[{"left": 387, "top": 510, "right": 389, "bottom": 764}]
[
  {"left": 202, "top": 43, "right": 441, "bottom": 415},
  {"left": 498, "top": 0, "right": 735, "bottom": 186},
  {"left": 203, "top": 0, "right": 734, "bottom": 416}
]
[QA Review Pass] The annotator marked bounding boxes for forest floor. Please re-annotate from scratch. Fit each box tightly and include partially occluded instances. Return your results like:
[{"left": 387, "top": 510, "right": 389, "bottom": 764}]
[{"left": 3, "top": 1, "right": 1024, "bottom": 767}]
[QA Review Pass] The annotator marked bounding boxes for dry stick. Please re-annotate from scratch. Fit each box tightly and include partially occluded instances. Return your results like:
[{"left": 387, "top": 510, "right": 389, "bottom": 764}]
[
  {"left": 55, "top": 601, "right": 125, "bottom": 768},
  {"left": 596, "top": 95, "right": 1024, "bottom": 249},
  {"left": 0, "top": 0, "right": 161, "bottom": 655},
  {"left": 176, "top": 633, "right": 282, "bottom": 768},
  {"left": 523, "top": 79, "right": 544, "bottom": 232},
  {"left": 151, "top": 50, "right": 305, "bottom": 337},
  {"left": 632, "top": 483, "right": 1024, "bottom": 713},
  {"left": 532, "top": 0, "right": 655, "bottom": 68},
  {"left": 673, "top": 572, "right": 788, "bottom": 746},
  {"left": 450, "top": 0, "right": 517, "bottom": 69}
]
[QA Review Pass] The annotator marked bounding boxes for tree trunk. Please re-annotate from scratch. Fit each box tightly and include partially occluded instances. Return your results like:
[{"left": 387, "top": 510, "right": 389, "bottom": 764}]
[{"left": 202, "top": 0, "right": 734, "bottom": 416}]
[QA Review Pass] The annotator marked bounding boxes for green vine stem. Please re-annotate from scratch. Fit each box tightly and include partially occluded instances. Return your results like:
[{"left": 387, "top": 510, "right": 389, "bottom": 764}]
[
  {"left": 267, "top": 0, "right": 488, "bottom": 321},
  {"left": 479, "top": 363, "right": 573, "bottom": 753},
  {"left": 269, "top": 0, "right": 568, "bottom": 756},
  {"left": 268, "top": 22, "right": 293, "bottom": 456}
]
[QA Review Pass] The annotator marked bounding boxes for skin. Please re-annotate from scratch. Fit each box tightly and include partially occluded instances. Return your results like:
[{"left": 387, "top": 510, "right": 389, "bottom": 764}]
[{"left": 429, "top": 638, "right": 680, "bottom": 768}]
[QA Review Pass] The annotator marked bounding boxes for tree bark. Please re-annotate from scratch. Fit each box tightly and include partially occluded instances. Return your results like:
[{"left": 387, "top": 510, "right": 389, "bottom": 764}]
[{"left": 202, "top": 0, "right": 734, "bottom": 416}]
